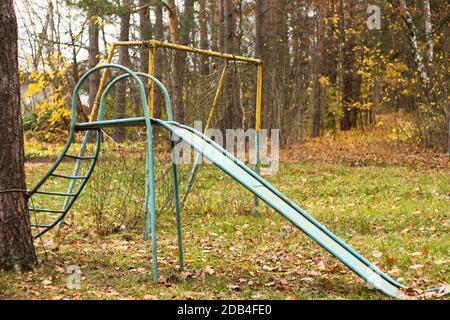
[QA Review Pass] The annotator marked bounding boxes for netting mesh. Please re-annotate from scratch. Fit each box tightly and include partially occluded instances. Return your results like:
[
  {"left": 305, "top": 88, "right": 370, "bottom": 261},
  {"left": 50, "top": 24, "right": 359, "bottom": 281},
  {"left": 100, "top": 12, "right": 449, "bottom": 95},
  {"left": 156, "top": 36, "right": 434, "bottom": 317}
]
[
  {"left": 84, "top": 44, "right": 258, "bottom": 234},
  {"left": 152, "top": 46, "right": 257, "bottom": 130}
]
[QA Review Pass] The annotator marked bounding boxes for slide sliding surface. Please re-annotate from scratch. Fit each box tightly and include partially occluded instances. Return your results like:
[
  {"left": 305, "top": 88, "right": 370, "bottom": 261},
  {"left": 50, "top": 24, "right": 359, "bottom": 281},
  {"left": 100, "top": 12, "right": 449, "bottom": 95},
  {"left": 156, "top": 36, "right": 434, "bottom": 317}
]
[{"left": 153, "top": 119, "right": 420, "bottom": 299}]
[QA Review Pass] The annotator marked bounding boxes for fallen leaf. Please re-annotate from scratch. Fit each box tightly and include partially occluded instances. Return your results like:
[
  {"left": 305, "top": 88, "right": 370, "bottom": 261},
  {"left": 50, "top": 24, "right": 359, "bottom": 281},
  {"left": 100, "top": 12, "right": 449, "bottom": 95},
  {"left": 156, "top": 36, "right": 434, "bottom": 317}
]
[
  {"left": 180, "top": 271, "right": 193, "bottom": 279},
  {"left": 410, "top": 264, "right": 424, "bottom": 274},
  {"left": 372, "top": 250, "right": 383, "bottom": 258},
  {"left": 204, "top": 266, "right": 215, "bottom": 276},
  {"left": 227, "top": 284, "right": 240, "bottom": 290},
  {"left": 42, "top": 279, "right": 52, "bottom": 286}
]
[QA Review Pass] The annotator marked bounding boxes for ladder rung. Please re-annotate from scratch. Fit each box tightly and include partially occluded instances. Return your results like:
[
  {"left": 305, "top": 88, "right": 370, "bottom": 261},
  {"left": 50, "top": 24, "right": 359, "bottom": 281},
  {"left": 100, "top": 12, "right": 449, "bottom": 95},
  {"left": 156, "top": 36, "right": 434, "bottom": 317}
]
[
  {"left": 31, "top": 224, "right": 51, "bottom": 228},
  {"left": 64, "top": 154, "right": 96, "bottom": 160},
  {"left": 34, "top": 191, "right": 77, "bottom": 197},
  {"left": 50, "top": 173, "right": 88, "bottom": 179},
  {"left": 30, "top": 208, "right": 66, "bottom": 214}
]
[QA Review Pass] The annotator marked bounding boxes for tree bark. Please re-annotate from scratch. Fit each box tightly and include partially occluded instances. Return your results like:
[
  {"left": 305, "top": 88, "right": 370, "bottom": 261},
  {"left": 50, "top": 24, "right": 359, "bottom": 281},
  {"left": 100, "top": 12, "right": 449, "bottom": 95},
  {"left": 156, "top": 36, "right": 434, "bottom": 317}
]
[
  {"left": 199, "top": 0, "right": 209, "bottom": 75},
  {"left": 210, "top": 0, "right": 221, "bottom": 52},
  {"left": 139, "top": 0, "right": 152, "bottom": 72},
  {"left": 166, "top": 0, "right": 179, "bottom": 44},
  {"left": 153, "top": 0, "right": 164, "bottom": 119},
  {"left": 255, "top": 0, "right": 270, "bottom": 130},
  {"left": 180, "top": 0, "right": 194, "bottom": 46},
  {"left": 113, "top": 1, "right": 131, "bottom": 141},
  {"left": 170, "top": 0, "right": 194, "bottom": 122},
  {"left": 311, "top": 5, "right": 325, "bottom": 137},
  {"left": 422, "top": 0, "right": 433, "bottom": 65},
  {"left": 223, "top": 0, "right": 237, "bottom": 54},
  {"left": 0, "top": 0, "right": 37, "bottom": 271},
  {"left": 34, "top": 0, "right": 53, "bottom": 69},
  {"left": 223, "top": 0, "right": 241, "bottom": 128},
  {"left": 218, "top": 0, "right": 225, "bottom": 52},
  {"left": 337, "top": 0, "right": 345, "bottom": 132},
  {"left": 255, "top": 0, "right": 265, "bottom": 59},
  {"left": 88, "top": 15, "right": 100, "bottom": 111},
  {"left": 340, "top": 0, "right": 360, "bottom": 131},
  {"left": 398, "top": 0, "right": 429, "bottom": 85}
]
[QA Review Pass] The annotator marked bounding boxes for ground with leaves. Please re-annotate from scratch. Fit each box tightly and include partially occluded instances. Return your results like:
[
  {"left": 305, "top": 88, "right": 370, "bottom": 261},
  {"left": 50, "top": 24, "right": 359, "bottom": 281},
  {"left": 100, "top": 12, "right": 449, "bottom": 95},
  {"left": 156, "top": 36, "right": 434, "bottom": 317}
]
[
  {"left": 1, "top": 161, "right": 448, "bottom": 299},
  {"left": 1, "top": 115, "right": 449, "bottom": 300}
]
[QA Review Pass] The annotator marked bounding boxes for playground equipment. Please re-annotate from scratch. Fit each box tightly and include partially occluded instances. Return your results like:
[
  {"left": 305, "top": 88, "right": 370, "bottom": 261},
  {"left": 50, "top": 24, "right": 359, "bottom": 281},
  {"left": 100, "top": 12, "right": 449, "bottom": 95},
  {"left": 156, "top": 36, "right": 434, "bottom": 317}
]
[
  {"left": 27, "top": 42, "right": 448, "bottom": 299},
  {"left": 80, "top": 40, "right": 263, "bottom": 226}
]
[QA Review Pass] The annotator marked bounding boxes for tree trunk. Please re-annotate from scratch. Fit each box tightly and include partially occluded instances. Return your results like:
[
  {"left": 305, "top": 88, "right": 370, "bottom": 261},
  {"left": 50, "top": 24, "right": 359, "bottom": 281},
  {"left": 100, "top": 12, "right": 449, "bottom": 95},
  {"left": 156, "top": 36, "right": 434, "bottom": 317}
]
[
  {"left": 88, "top": 15, "right": 100, "bottom": 111},
  {"left": 210, "top": 0, "right": 220, "bottom": 52},
  {"left": 272, "top": 0, "right": 289, "bottom": 133},
  {"left": 422, "top": 0, "right": 433, "bottom": 65},
  {"left": 340, "top": 0, "right": 359, "bottom": 131},
  {"left": 113, "top": 2, "right": 131, "bottom": 141},
  {"left": 170, "top": 0, "right": 194, "bottom": 122},
  {"left": 218, "top": 0, "right": 225, "bottom": 52},
  {"left": 337, "top": 0, "right": 345, "bottom": 131},
  {"left": 34, "top": 0, "right": 53, "bottom": 69},
  {"left": 223, "top": 0, "right": 237, "bottom": 54},
  {"left": 166, "top": 0, "right": 179, "bottom": 44},
  {"left": 199, "top": 0, "right": 209, "bottom": 75},
  {"left": 223, "top": 0, "right": 242, "bottom": 128},
  {"left": 256, "top": 0, "right": 270, "bottom": 131},
  {"left": 255, "top": 0, "right": 265, "bottom": 59},
  {"left": 0, "top": 0, "right": 37, "bottom": 271},
  {"left": 135, "top": 0, "right": 153, "bottom": 117},
  {"left": 311, "top": 5, "right": 325, "bottom": 137},
  {"left": 180, "top": 0, "right": 194, "bottom": 46},
  {"left": 139, "top": 0, "right": 152, "bottom": 71},
  {"left": 398, "top": 0, "right": 429, "bottom": 85},
  {"left": 153, "top": 0, "right": 164, "bottom": 119}
]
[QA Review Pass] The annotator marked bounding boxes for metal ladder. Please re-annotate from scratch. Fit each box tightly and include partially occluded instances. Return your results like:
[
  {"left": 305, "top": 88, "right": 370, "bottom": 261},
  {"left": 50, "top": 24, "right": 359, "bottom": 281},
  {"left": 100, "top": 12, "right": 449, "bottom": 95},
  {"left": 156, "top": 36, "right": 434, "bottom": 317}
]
[{"left": 28, "top": 129, "right": 101, "bottom": 238}]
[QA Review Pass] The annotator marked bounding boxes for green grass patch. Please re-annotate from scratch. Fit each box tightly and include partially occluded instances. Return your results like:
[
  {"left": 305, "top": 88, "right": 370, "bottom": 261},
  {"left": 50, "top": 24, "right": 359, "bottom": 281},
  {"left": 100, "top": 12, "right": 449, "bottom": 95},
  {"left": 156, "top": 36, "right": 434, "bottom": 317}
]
[{"left": 0, "top": 161, "right": 448, "bottom": 300}]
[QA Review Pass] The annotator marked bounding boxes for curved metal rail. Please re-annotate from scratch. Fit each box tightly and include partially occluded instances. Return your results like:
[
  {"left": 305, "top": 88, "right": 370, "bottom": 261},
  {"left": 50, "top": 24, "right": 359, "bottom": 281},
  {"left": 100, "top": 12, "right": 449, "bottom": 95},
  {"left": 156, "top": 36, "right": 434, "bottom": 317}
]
[
  {"left": 28, "top": 64, "right": 154, "bottom": 240},
  {"left": 27, "top": 64, "right": 448, "bottom": 299}
]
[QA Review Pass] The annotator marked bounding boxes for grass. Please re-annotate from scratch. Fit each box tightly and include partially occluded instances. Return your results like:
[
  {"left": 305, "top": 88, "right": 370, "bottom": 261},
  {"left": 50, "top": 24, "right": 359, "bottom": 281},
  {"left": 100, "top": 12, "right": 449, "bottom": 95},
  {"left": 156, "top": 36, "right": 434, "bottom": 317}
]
[{"left": 0, "top": 158, "right": 448, "bottom": 300}]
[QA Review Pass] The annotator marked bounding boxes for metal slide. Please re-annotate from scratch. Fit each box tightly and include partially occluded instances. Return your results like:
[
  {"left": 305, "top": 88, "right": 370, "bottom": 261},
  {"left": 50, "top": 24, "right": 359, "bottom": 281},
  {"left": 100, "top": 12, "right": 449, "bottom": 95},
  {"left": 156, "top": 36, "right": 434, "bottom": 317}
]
[
  {"left": 28, "top": 63, "right": 446, "bottom": 298},
  {"left": 154, "top": 119, "right": 448, "bottom": 299}
]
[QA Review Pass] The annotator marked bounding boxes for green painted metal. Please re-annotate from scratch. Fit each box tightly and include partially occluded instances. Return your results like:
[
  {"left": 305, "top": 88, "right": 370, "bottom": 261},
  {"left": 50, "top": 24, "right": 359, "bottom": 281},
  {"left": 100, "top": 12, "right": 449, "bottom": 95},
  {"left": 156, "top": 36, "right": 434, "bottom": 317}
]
[
  {"left": 28, "top": 64, "right": 158, "bottom": 267},
  {"left": 96, "top": 70, "right": 159, "bottom": 282},
  {"left": 171, "top": 138, "right": 184, "bottom": 271},
  {"left": 152, "top": 118, "right": 450, "bottom": 299},
  {"left": 75, "top": 117, "right": 147, "bottom": 130},
  {"left": 28, "top": 63, "right": 449, "bottom": 298},
  {"left": 97, "top": 72, "right": 183, "bottom": 271},
  {"left": 169, "top": 121, "right": 408, "bottom": 288},
  {"left": 253, "top": 132, "right": 260, "bottom": 216},
  {"left": 56, "top": 130, "right": 92, "bottom": 233}
]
